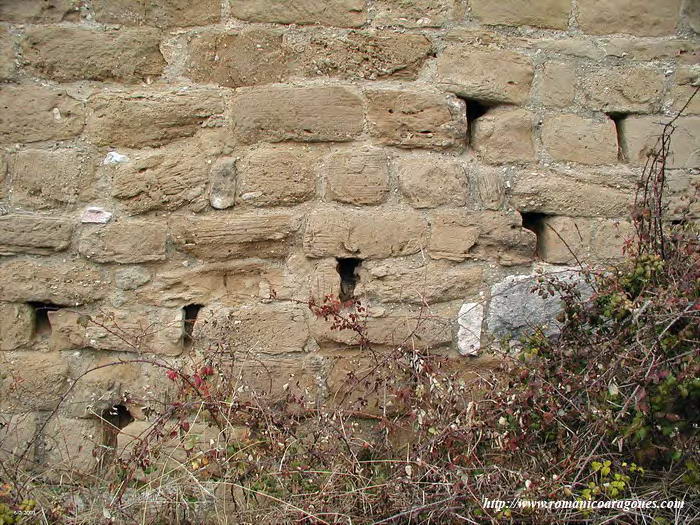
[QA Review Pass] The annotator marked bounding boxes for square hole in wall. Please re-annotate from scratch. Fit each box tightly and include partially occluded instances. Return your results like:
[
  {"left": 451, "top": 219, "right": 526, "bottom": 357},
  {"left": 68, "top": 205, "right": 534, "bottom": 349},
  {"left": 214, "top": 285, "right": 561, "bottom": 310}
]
[
  {"left": 182, "top": 304, "right": 203, "bottom": 350},
  {"left": 336, "top": 258, "right": 362, "bottom": 302},
  {"left": 27, "top": 302, "right": 62, "bottom": 337}
]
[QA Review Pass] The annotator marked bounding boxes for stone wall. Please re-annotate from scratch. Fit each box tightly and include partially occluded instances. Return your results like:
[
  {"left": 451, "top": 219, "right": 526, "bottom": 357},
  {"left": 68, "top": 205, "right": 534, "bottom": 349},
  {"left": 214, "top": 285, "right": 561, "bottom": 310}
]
[{"left": 0, "top": 0, "right": 698, "bottom": 467}]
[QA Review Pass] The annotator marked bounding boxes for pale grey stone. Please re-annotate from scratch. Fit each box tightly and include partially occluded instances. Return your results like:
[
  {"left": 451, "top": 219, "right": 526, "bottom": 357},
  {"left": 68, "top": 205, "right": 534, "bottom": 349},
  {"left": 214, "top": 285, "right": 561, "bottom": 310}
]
[{"left": 457, "top": 302, "right": 483, "bottom": 356}]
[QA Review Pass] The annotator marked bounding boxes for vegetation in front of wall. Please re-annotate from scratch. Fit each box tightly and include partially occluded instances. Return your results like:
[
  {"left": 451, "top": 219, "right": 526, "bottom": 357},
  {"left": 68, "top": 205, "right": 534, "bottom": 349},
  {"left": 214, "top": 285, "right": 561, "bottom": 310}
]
[{"left": 0, "top": 95, "right": 698, "bottom": 523}]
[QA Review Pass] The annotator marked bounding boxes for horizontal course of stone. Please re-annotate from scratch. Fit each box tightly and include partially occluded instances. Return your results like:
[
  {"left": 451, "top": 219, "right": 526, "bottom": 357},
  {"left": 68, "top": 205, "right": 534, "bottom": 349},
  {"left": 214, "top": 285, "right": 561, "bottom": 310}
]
[{"left": 0, "top": 0, "right": 698, "bottom": 463}]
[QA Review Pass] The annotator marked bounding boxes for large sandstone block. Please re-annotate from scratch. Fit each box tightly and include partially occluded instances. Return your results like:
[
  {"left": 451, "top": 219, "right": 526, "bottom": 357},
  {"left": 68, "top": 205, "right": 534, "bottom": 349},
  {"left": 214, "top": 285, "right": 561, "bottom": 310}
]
[
  {"left": 619, "top": 116, "right": 700, "bottom": 169},
  {"left": 366, "top": 90, "right": 467, "bottom": 150},
  {"left": 229, "top": 0, "right": 366, "bottom": 27},
  {"left": 471, "top": 107, "right": 535, "bottom": 164},
  {"left": 53, "top": 307, "right": 183, "bottom": 355},
  {"left": 471, "top": 0, "right": 570, "bottom": 29},
  {"left": 194, "top": 303, "right": 309, "bottom": 355},
  {"left": 170, "top": 212, "right": 301, "bottom": 260},
  {"left": 186, "top": 29, "right": 431, "bottom": 87},
  {"left": 539, "top": 62, "right": 576, "bottom": 108},
  {"left": 85, "top": 89, "right": 224, "bottom": 148},
  {"left": 0, "top": 27, "right": 15, "bottom": 82},
  {"left": 93, "top": 0, "right": 220, "bottom": 27},
  {"left": 135, "top": 259, "right": 278, "bottom": 307},
  {"left": 0, "top": 303, "right": 33, "bottom": 351},
  {"left": 578, "top": 0, "right": 682, "bottom": 36},
  {"left": 429, "top": 210, "right": 536, "bottom": 265},
  {"left": 231, "top": 86, "right": 363, "bottom": 144},
  {"left": 21, "top": 27, "right": 164, "bottom": 83},
  {"left": 110, "top": 142, "right": 209, "bottom": 214},
  {"left": 0, "top": 214, "right": 73, "bottom": 255},
  {"left": 671, "top": 68, "right": 700, "bottom": 115},
  {"left": 237, "top": 145, "right": 320, "bottom": 207},
  {"left": 0, "top": 86, "right": 84, "bottom": 144},
  {"left": 396, "top": 155, "right": 468, "bottom": 208},
  {"left": 303, "top": 207, "right": 429, "bottom": 259},
  {"left": 185, "top": 28, "right": 292, "bottom": 88},
  {"left": 372, "top": 0, "right": 461, "bottom": 27},
  {"left": 356, "top": 259, "right": 483, "bottom": 304},
  {"left": 541, "top": 114, "right": 618, "bottom": 165},
  {"left": 536, "top": 216, "right": 633, "bottom": 264},
  {"left": 582, "top": 67, "right": 664, "bottom": 114},
  {"left": 324, "top": 147, "right": 390, "bottom": 205},
  {"left": 311, "top": 301, "right": 457, "bottom": 349},
  {"left": 79, "top": 221, "right": 166, "bottom": 264},
  {"left": 510, "top": 171, "right": 634, "bottom": 218},
  {"left": 8, "top": 149, "right": 95, "bottom": 210},
  {"left": 0, "top": 352, "right": 70, "bottom": 411},
  {"left": 0, "top": 0, "right": 79, "bottom": 22},
  {"left": 301, "top": 31, "right": 432, "bottom": 81},
  {"left": 437, "top": 46, "right": 534, "bottom": 104},
  {"left": 0, "top": 259, "right": 107, "bottom": 304}
]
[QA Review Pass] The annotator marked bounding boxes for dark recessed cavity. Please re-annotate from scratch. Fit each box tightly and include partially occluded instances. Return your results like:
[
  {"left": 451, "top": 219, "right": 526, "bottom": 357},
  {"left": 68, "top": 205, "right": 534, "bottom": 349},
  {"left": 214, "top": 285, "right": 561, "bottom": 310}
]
[
  {"left": 460, "top": 98, "right": 494, "bottom": 145},
  {"left": 182, "top": 304, "right": 203, "bottom": 350},
  {"left": 28, "top": 302, "right": 61, "bottom": 337},
  {"left": 337, "top": 258, "right": 362, "bottom": 302},
  {"left": 521, "top": 212, "right": 548, "bottom": 258},
  {"left": 98, "top": 404, "right": 134, "bottom": 470},
  {"left": 607, "top": 112, "right": 628, "bottom": 161}
]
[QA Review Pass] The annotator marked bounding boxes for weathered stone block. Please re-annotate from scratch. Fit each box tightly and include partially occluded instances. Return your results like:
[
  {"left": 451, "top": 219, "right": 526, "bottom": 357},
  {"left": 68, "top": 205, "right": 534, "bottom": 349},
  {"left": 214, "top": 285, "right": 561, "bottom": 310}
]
[
  {"left": 578, "top": 0, "right": 682, "bottom": 36},
  {"left": 487, "top": 269, "right": 591, "bottom": 338},
  {"left": 396, "top": 155, "right": 468, "bottom": 207},
  {"left": 356, "top": 259, "right": 483, "bottom": 304},
  {"left": 366, "top": 90, "right": 467, "bottom": 150},
  {"left": 457, "top": 302, "right": 483, "bottom": 356},
  {"left": 437, "top": 46, "right": 534, "bottom": 104},
  {"left": 93, "top": 0, "right": 220, "bottom": 27},
  {"left": 229, "top": 0, "right": 366, "bottom": 27},
  {"left": 429, "top": 210, "right": 536, "bottom": 265},
  {"left": 0, "top": 27, "right": 15, "bottom": 82},
  {"left": 541, "top": 114, "right": 618, "bottom": 165},
  {"left": 510, "top": 170, "right": 634, "bottom": 218},
  {"left": 372, "top": 0, "right": 460, "bottom": 27},
  {"left": 209, "top": 158, "right": 237, "bottom": 210},
  {"left": 312, "top": 302, "right": 458, "bottom": 349},
  {"left": 619, "top": 116, "right": 700, "bottom": 169},
  {"left": 0, "top": 214, "right": 73, "bottom": 255},
  {"left": 0, "top": 0, "right": 79, "bottom": 22},
  {"left": 324, "top": 147, "right": 390, "bottom": 205},
  {"left": 8, "top": 149, "right": 95, "bottom": 210},
  {"left": 237, "top": 145, "right": 319, "bottom": 207},
  {"left": 0, "top": 303, "right": 34, "bottom": 351},
  {"left": 86, "top": 89, "right": 224, "bottom": 148},
  {"left": 187, "top": 29, "right": 431, "bottom": 87},
  {"left": 539, "top": 62, "right": 576, "bottom": 108},
  {"left": 0, "top": 86, "right": 84, "bottom": 144},
  {"left": 170, "top": 212, "right": 301, "bottom": 260},
  {"left": 84, "top": 307, "right": 183, "bottom": 355},
  {"left": 537, "top": 216, "right": 633, "bottom": 264},
  {"left": 301, "top": 31, "right": 432, "bottom": 81},
  {"left": 231, "top": 86, "right": 363, "bottom": 144},
  {"left": 110, "top": 142, "right": 209, "bottom": 214},
  {"left": 582, "top": 67, "right": 664, "bottom": 114},
  {"left": 474, "top": 166, "right": 506, "bottom": 210},
  {"left": 304, "top": 207, "right": 429, "bottom": 259},
  {"left": 79, "top": 221, "right": 166, "bottom": 263},
  {"left": 471, "top": 107, "right": 535, "bottom": 164},
  {"left": 42, "top": 417, "right": 101, "bottom": 475},
  {"left": 0, "top": 352, "right": 69, "bottom": 411},
  {"left": 21, "top": 27, "right": 164, "bottom": 83},
  {"left": 671, "top": 68, "right": 700, "bottom": 115},
  {"left": 0, "top": 259, "right": 106, "bottom": 305},
  {"left": 185, "top": 28, "right": 294, "bottom": 88},
  {"left": 471, "top": 0, "right": 570, "bottom": 29},
  {"left": 194, "top": 303, "right": 309, "bottom": 355}
]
